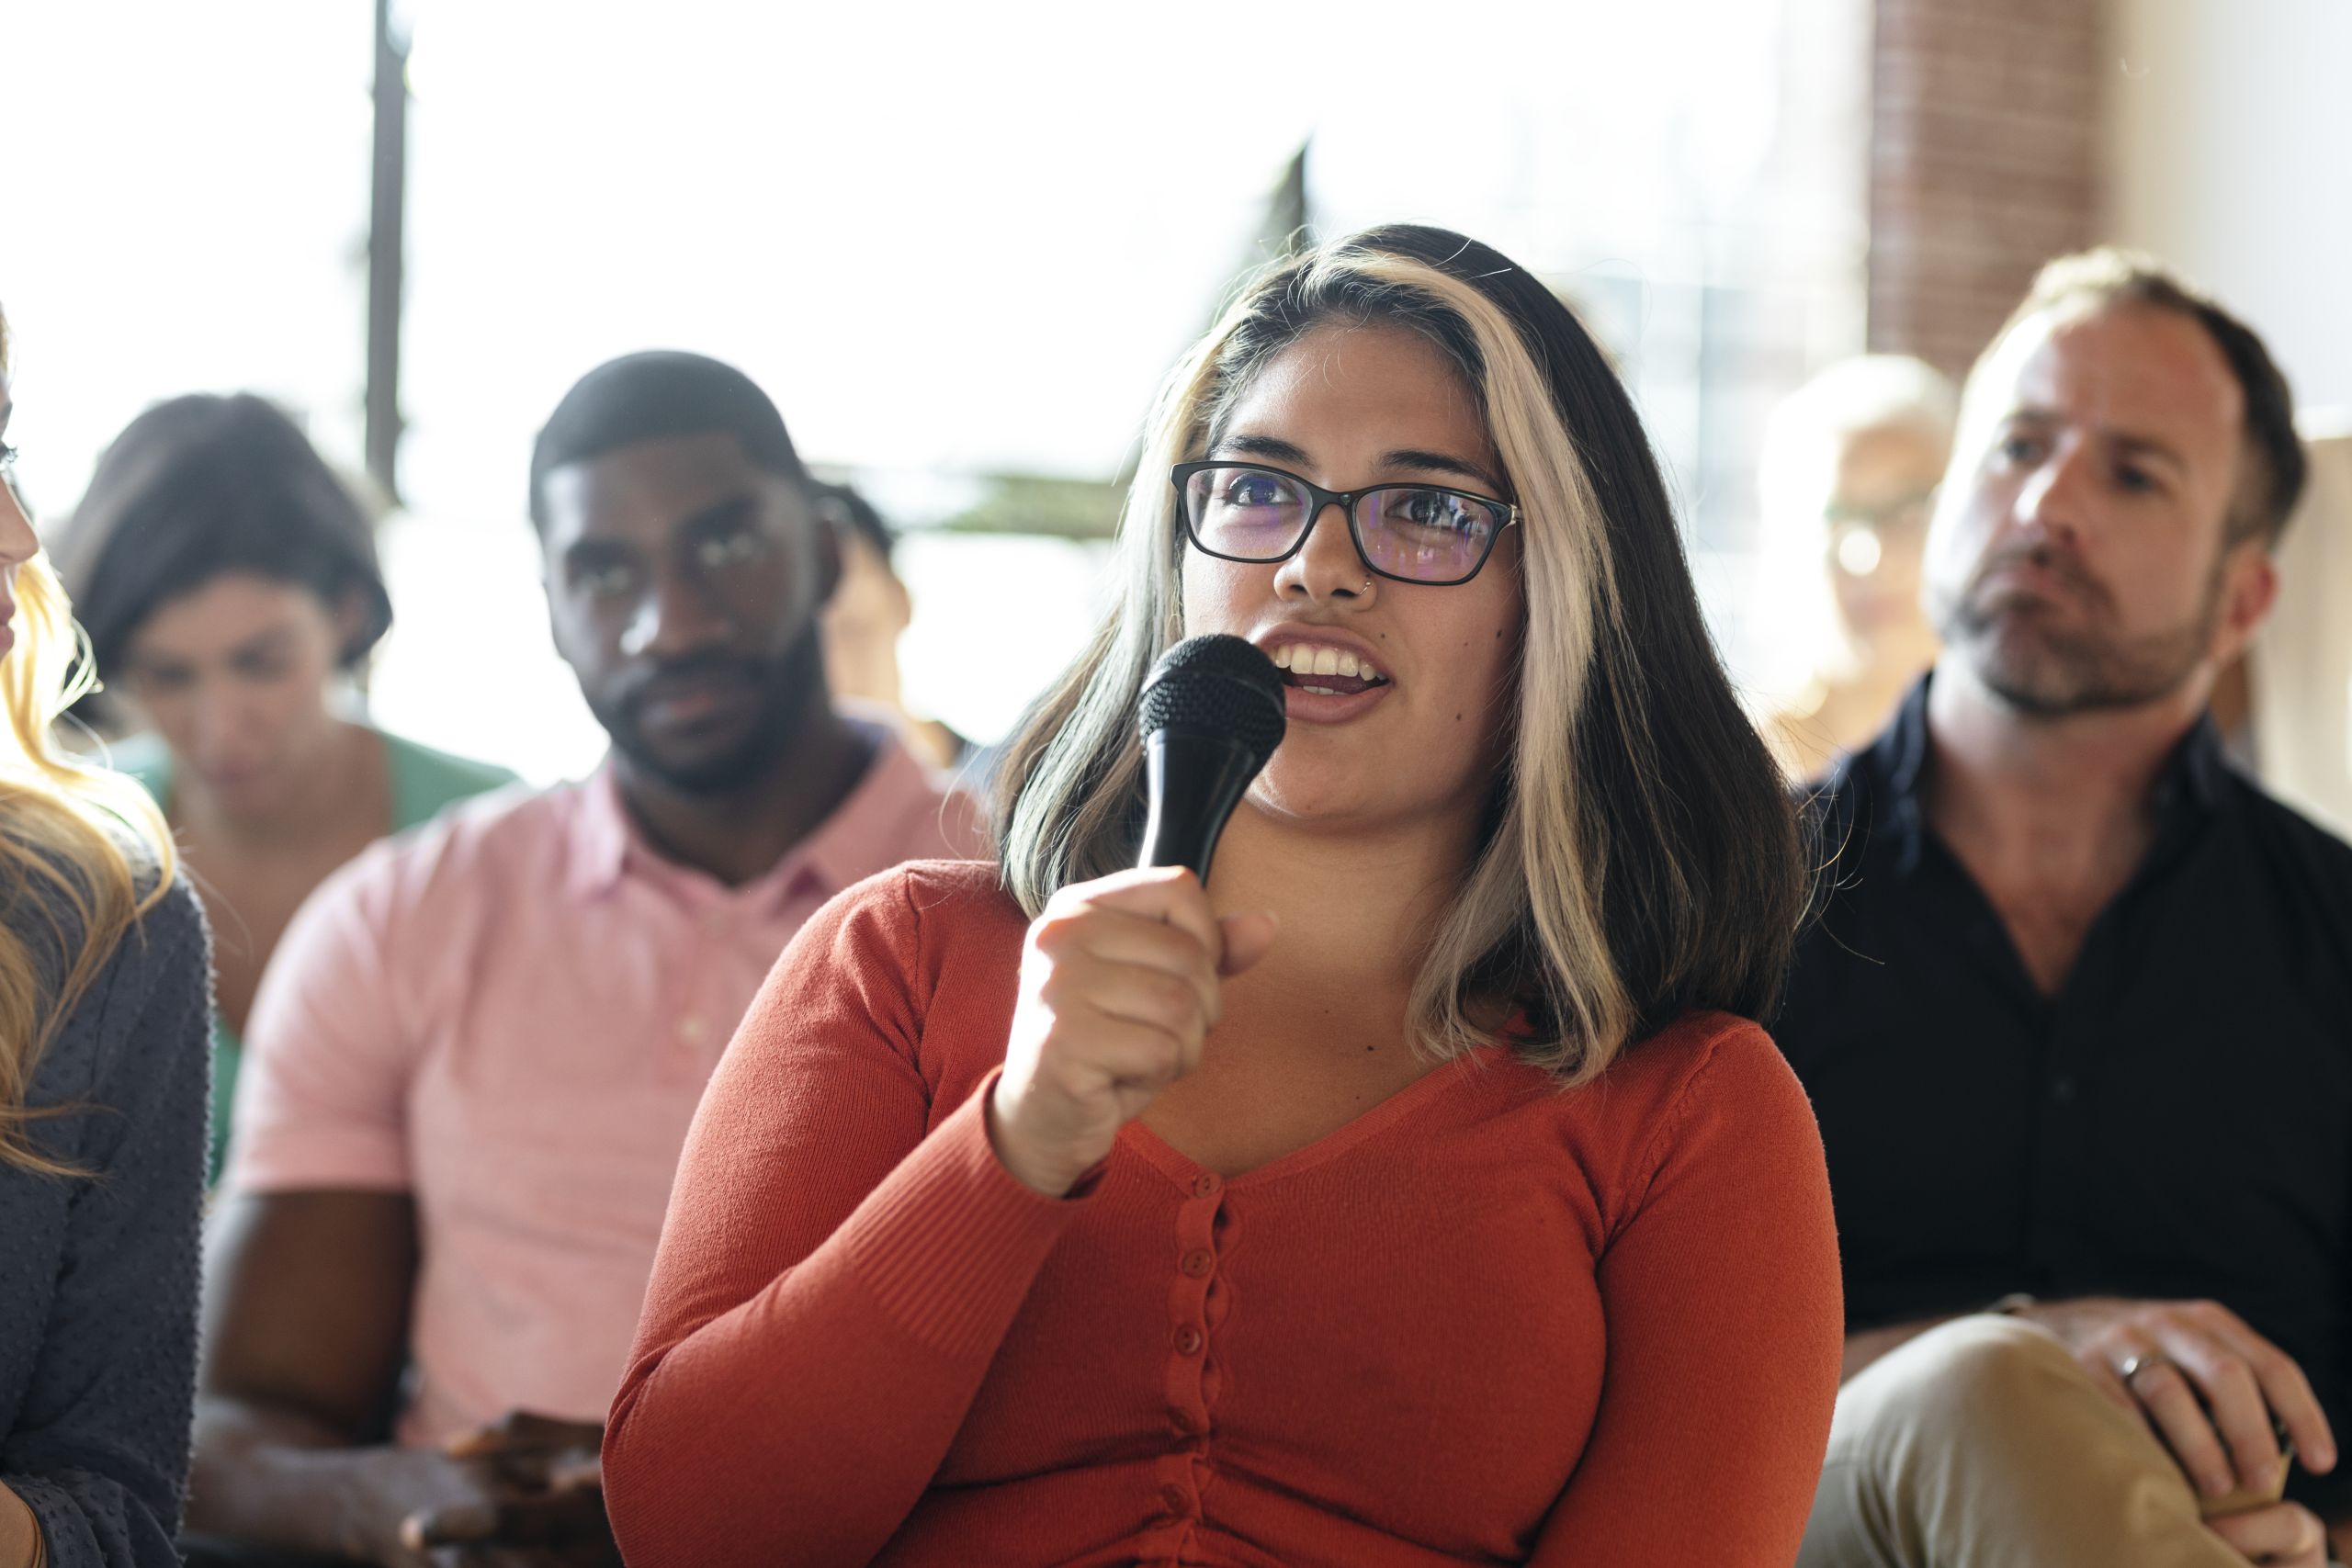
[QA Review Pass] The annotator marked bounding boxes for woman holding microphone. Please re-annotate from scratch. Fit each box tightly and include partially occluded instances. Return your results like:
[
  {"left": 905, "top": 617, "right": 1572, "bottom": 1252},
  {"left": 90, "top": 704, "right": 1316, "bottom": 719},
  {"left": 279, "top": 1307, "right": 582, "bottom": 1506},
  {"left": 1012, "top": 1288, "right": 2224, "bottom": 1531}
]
[{"left": 605, "top": 226, "right": 1842, "bottom": 1565}]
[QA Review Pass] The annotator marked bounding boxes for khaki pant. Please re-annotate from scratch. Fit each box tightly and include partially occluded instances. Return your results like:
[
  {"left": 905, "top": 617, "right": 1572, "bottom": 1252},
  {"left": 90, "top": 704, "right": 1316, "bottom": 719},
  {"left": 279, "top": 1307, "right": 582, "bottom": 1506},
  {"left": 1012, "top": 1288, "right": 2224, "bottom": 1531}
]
[{"left": 1798, "top": 1315, "right": 2259, "bottom": 1568}]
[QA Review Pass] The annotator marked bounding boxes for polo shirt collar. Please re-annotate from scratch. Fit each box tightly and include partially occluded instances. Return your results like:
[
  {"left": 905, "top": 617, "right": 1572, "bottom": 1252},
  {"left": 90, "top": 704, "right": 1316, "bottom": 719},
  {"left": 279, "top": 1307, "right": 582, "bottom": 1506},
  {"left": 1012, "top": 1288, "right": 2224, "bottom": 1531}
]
[
  {"left": 563, "top": 720, "right": 922, "bottom": 910},
  {"left": 568, "top": 768, "right": 635, "bottom": 901}
]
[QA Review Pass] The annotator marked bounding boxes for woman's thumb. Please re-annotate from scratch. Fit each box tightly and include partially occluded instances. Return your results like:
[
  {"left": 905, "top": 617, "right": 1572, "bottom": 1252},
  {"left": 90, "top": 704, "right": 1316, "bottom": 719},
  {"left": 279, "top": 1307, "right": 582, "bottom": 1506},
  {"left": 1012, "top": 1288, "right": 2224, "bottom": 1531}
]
[{"left": 1216, "top": 910, "right": 1279, "bottom": 976}]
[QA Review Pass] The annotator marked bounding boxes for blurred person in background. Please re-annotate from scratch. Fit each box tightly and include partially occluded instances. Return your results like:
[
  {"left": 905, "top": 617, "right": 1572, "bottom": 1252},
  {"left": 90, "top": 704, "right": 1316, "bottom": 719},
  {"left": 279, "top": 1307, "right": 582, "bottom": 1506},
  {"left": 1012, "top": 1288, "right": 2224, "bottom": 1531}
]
[
  {"left": 814, "top": 479, "right": 972, "bottom": 773},
  {"left": 52, "top": 394, "right": 515, "bottom": 1184},
  {"left": 0, "top": 304, "right": 213, "bottom": 1567},
  {"left": 1783, "top": 252, "right": 2350, "bottom": 1568},
  {"left": 185, "top": 352, "right": 986, "bottom": 1568},
  {"left": 1753, "top": 355, "right": 1957, "bottom": 779},
  {"left": 2245, "top": 422, "right": 2352, "bottom": 837},
  {"left": 603, "top": 227, "right": 1840, "bottom": 1567}
]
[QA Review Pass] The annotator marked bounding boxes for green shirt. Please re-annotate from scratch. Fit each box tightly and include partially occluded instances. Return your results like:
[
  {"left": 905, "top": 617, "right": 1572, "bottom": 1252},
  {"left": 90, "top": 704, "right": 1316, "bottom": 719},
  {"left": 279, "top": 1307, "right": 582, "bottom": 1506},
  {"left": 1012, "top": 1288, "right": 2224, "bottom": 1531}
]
[{"left": 113, "top": 728, "right": 519, "bottom": 1184}]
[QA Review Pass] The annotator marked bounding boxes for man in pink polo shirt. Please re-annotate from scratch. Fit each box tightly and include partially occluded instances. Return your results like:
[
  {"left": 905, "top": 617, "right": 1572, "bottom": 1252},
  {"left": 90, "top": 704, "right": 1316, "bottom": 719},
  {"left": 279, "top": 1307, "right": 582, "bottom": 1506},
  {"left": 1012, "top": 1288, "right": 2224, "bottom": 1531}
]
[{"left": 186, "top": 352, "right": 988, "bottom": 1566}]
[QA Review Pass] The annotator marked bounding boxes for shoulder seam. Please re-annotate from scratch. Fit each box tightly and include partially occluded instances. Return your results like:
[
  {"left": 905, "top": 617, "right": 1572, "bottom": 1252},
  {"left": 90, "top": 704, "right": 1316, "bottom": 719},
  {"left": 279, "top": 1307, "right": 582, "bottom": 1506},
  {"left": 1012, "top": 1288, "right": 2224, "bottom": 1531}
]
[{"left": 1615, "top": 1015, "right": 1756, "bottom": 1242}]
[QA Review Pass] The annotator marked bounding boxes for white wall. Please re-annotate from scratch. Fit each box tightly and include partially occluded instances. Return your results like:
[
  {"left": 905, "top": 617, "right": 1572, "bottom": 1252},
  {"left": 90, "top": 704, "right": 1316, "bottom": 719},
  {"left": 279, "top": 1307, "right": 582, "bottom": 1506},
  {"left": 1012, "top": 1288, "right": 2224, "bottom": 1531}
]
[{"left": 2103, "top": 0, "right": 2352, "bottom": 409}]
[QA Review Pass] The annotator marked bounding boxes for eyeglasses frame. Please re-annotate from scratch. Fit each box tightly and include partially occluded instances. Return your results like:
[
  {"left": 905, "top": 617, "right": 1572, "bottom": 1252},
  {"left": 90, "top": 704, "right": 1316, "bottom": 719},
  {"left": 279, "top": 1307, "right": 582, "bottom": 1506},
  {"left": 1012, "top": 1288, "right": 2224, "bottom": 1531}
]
[{"left": 1170, "top": 459, "right": 1521, "bottom": 588}]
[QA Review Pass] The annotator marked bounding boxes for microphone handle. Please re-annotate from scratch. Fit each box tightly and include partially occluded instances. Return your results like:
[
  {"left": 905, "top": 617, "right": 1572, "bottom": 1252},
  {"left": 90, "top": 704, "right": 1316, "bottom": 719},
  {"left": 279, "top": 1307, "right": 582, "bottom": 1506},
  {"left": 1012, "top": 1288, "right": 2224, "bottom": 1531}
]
[{"left": 1138, "top": 730, "right": 1263, "bottom": 882}]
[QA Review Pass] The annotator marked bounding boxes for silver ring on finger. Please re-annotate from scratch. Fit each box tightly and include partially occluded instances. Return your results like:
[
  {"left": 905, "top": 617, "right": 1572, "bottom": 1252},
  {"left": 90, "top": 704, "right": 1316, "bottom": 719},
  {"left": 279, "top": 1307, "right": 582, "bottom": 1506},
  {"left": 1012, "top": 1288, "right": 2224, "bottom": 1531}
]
[{"left": 2118, "top": 1349, "right": 2170, "bottom": 1384}]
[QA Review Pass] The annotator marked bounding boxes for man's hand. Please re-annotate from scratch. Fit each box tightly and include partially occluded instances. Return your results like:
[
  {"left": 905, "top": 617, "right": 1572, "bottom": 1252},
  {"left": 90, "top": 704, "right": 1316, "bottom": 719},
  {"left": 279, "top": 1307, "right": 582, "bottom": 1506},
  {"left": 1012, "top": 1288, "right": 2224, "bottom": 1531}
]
[
  {"left": 2023, "top": 1298, "right": 2338, "bottom": 1502},
  {"left": 2207, "top": 1501, "right": 2329, "bottom": 1567},
  {"left": 391, "top": 1412, "right": 616, "bottom": 1568},
  {"left": 196, "top": 1196, "right": 620, "bottom": 1567}
]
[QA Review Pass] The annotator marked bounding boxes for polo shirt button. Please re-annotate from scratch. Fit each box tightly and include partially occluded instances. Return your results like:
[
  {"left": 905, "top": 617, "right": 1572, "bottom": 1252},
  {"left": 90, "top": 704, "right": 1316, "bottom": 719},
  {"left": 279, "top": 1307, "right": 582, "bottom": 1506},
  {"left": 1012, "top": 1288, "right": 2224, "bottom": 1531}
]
[
  {"left": 1180, "top": 1248, "right": 1214, "bottom": 1278},
  {"left": 1173, "top": 1325, "right": 1204, "bottom": 1356},
  {"left": 1160, "top": 1482, "right": 1193, "bottom": 1515},
  {"left": 1191, "top": 1173, "right": 1220, "bottom": 1199}
]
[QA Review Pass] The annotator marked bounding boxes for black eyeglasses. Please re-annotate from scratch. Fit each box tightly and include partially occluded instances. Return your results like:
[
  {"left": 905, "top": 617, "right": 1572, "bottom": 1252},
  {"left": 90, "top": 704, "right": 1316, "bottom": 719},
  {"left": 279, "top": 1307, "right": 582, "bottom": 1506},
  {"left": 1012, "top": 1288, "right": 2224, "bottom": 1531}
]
[{"left": 1171, "top": 461, "right": 1520, "bottom": 587}]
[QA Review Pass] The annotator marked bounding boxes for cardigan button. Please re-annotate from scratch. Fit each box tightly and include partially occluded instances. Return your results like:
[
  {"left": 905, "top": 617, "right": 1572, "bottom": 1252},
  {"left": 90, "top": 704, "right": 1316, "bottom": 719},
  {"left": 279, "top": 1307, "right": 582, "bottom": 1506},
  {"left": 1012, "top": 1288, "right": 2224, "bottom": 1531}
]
[
  {"left": 1169, "top": 1405, "right": 1199, "bottom": 1436},
  {"left": 1191, "top": 1172, "right": 1220, "bottom": 1199},
  {"left": 1173, "top": 1325, "right": 1204, "bottom": 1356},
  {"left": 1180, "top": 1247, "right": 1214, "bottom": 1278},
  {"left": 1160, "top": 1482, "right": 1193, "bottom": 1516}
]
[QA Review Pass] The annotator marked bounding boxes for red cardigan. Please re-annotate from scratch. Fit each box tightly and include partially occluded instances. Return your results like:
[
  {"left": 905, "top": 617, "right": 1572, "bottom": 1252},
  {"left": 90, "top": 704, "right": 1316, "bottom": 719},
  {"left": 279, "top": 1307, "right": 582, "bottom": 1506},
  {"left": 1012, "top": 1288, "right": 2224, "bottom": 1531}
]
[{"left": 605, "top": 862, "right": 1842, "bottom": 1567}]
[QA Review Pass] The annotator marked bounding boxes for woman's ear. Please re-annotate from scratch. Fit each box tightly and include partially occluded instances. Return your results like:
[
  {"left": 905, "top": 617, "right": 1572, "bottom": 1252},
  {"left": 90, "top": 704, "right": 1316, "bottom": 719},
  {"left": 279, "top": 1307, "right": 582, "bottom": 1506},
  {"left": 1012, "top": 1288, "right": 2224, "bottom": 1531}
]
[
  {"left": 332, "top": 586, "right": 376, "bottom": 662},
  {"left": 812, "top": 519, "right": 844, "bottom": 608}
]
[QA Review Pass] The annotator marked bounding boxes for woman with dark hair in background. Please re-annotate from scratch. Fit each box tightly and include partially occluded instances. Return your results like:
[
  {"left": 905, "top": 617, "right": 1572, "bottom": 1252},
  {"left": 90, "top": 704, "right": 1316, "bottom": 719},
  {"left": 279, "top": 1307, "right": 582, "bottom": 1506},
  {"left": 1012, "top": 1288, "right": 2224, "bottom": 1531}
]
[
  {"left": 52, "top": 395, "right": 514, "bottom": 1181},
  {"left": 0, "top": 304, "right": 211, "bottom": 1566},
  {"left": 814, "top": 480, "right": 974, "bottom": 773},
  {"left": 604, "top": 226, "right": 1841, "bottom": 1566}
]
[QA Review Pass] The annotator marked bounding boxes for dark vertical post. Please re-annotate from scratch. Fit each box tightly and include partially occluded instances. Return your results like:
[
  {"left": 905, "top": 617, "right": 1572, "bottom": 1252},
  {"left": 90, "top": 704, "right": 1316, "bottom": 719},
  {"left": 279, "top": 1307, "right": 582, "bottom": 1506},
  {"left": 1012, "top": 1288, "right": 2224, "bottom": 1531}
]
[{"left": 364, "top": 0, "right": 410, "bottom": 501}]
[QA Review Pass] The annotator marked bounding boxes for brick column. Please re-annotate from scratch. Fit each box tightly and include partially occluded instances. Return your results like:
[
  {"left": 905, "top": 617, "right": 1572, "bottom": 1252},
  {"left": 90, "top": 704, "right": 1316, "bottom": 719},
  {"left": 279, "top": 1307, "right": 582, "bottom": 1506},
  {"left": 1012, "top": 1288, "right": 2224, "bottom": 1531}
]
[{"left": 1866, "top": 0, "right": 2106, "bottom": 378}]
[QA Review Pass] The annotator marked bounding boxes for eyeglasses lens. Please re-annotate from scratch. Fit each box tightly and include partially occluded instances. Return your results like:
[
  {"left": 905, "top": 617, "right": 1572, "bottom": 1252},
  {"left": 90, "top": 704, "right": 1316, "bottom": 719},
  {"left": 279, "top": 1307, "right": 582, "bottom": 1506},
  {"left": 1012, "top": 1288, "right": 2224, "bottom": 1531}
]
[
  {"left": 1186, "top": 466, "right": 1309, "bottom": 560},
  {"left": 1184, "top": 465, "right": 1504, "bottom": 584},
  {"left": 1357, "top": 485, "right": 1501, "bottom": 582}
]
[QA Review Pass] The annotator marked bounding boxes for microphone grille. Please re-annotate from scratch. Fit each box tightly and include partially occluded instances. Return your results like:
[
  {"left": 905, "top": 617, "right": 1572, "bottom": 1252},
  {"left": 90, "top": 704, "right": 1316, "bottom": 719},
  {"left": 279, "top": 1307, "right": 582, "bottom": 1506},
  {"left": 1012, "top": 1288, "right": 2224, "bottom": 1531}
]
[{"left": 1137, "top": 635, "right": 1287, "bottom": 765}]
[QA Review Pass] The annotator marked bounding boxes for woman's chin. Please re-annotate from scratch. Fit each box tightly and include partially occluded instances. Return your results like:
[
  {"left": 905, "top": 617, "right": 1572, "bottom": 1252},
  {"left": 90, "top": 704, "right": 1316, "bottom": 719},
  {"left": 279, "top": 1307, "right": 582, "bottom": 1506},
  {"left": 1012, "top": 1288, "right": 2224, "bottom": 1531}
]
[{"left": 1242, "top": 775, "right": 1419, "bottom": 838}]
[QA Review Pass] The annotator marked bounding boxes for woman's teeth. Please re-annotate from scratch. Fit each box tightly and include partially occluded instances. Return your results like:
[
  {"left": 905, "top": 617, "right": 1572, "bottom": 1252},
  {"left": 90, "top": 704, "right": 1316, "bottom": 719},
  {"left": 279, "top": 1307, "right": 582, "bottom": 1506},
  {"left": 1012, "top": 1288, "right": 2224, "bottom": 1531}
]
[{"left": 1269, "top": 644, "right": 1388, "bottom": 693}]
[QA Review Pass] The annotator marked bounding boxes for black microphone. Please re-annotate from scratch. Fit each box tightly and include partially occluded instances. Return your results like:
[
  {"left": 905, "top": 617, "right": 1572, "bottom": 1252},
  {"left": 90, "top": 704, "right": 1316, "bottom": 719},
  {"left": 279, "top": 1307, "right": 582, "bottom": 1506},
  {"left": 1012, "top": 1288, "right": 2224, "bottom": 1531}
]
[{"left": 1136, "top": 635, "right": 1287, "bottom": 882}]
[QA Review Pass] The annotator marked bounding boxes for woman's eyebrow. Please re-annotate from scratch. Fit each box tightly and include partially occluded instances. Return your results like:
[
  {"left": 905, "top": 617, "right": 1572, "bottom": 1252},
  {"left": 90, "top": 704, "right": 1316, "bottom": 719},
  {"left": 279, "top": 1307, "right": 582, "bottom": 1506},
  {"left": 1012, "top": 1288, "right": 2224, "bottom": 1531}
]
[
  {"left": 1215, "top": 434, "right": 1506, "bottom": 494},
  {"left": 1383, "top": 447, "right": 1506, "bottom": 494},
  {"left": 1215, "top": 433, "right": 1310, "bottom": 466}
]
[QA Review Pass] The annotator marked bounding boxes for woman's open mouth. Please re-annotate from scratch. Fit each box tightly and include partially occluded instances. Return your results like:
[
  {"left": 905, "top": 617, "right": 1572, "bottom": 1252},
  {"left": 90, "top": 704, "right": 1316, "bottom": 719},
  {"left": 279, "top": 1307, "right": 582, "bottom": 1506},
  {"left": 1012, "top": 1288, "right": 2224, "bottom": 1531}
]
[
  {"left": 1266, "top": 640, "right": 1394, "bottom": 723},
  {"left": 1270, "top": 642, "right": 1390, "bottom": 699}
]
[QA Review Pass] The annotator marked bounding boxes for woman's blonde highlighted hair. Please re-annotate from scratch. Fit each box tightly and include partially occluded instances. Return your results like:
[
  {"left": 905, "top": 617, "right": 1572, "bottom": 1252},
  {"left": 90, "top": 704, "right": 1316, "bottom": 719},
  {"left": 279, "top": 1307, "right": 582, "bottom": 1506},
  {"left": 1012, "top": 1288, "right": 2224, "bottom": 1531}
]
[
  {"left": 0, "top": 304, "right": 175, "bottom": 1173},
  {"left": 994, "top": 226, "right": 1804, "bottom": 1084}
]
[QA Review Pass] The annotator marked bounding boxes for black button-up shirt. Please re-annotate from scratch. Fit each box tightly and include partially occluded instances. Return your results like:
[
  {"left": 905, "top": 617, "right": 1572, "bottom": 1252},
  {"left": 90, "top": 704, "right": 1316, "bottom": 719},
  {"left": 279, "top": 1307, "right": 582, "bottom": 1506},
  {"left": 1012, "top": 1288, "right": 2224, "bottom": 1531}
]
[{"left": 1779, "top": 678, "right": 2352, "bottom": 1498}]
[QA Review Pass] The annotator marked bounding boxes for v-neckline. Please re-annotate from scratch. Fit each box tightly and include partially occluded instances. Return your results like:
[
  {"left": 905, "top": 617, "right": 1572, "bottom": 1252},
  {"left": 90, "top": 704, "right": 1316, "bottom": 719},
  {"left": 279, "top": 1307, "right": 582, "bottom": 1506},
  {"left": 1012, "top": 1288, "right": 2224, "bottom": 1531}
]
[{"left": 1119, "top": 1042, "right": 1512, "bottom": 1192}]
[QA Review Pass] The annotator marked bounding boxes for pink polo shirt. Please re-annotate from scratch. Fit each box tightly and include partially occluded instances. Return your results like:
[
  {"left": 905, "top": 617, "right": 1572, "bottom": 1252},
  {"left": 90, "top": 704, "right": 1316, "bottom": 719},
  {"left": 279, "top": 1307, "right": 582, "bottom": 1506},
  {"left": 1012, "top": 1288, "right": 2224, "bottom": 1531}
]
[{"left": 227, "top": 730, "right": 988, "bottom": 1448}]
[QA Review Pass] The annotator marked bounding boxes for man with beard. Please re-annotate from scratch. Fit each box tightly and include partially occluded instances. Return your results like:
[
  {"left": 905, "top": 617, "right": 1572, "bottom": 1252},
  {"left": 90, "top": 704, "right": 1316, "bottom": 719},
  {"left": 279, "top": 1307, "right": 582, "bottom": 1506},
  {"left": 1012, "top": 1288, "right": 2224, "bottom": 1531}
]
[
  {"left": 1784, "top": 252, "right": 2352, "bottom": 1568},
  {"left": 184, "top": 353, "right": 986, "bottom": 1568}
]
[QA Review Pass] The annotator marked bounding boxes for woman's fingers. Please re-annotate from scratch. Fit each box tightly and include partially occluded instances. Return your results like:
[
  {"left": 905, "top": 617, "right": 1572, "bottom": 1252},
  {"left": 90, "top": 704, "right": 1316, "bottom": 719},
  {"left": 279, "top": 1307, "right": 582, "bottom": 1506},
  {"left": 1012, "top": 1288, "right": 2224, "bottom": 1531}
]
[
  {"left": 1064, "top": 906, "right": 1226, "bottom": 1027},
  {"left": 993, "top": 867, "right": 1272, "bottom": 1197},
  {"left": 1057, "top": 866, "right": 1225, "bottom": 962},
  {"left": 2206, "top": 1501, "right": 2326, "bottom": 1566},
  {"left": 1064, "top": 1000, "right": 1200, "bottom": 1088},
  {"left": 1050, "top": 875, "right": 1276, "bottom": 1021}
]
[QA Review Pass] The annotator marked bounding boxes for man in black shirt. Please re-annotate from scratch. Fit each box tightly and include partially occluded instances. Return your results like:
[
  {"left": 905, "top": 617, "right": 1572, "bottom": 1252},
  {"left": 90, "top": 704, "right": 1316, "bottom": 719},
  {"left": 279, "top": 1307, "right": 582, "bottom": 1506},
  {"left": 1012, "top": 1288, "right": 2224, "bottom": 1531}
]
[{"left": 1785, "top": 250, "right": 2352, "bottom": 1568}]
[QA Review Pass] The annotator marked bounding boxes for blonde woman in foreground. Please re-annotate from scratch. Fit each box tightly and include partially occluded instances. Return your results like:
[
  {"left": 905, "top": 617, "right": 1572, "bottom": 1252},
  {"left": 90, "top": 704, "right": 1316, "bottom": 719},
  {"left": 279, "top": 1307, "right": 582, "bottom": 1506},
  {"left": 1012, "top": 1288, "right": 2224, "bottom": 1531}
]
[
  {"left": 0, "top": 305, "right": 213, "bottom": 1568},
  {"left": 605, "top": 227, "right": 1842, "bottom": 1566}
]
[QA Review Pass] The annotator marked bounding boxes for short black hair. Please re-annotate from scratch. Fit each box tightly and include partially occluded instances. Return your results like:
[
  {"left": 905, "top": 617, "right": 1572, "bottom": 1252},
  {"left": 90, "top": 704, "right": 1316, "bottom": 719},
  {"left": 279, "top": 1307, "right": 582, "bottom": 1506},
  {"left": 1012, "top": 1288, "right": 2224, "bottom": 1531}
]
[
  {"left": 528, "top": 350, "right": 808, "bottom": 531},
  {"left": 811, "top": 480, "right": 895, "bottom": 565},
  {"left": 55, "top": 393, "right": 392, "bottom": 680},
  {"left": 1996, "top": 249, "right": 2306, "bottom": 547}
]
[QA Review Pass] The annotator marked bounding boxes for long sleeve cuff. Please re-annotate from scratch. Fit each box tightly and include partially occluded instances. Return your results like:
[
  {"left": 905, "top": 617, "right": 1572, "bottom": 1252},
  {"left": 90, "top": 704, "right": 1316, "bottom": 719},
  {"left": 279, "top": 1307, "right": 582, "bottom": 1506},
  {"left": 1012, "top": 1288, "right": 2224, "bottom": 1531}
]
[{"left": 843, "top": 1068, "right": 1098, "bottom": 1358}]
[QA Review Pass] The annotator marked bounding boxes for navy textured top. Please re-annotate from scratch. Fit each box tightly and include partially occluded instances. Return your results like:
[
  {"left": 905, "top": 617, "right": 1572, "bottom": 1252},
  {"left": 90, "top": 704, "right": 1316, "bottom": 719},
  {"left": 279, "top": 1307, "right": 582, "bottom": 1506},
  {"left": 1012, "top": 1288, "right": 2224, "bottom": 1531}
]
[{"left": 0, "top": 868, "right": 210, "bottom": 1566}]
